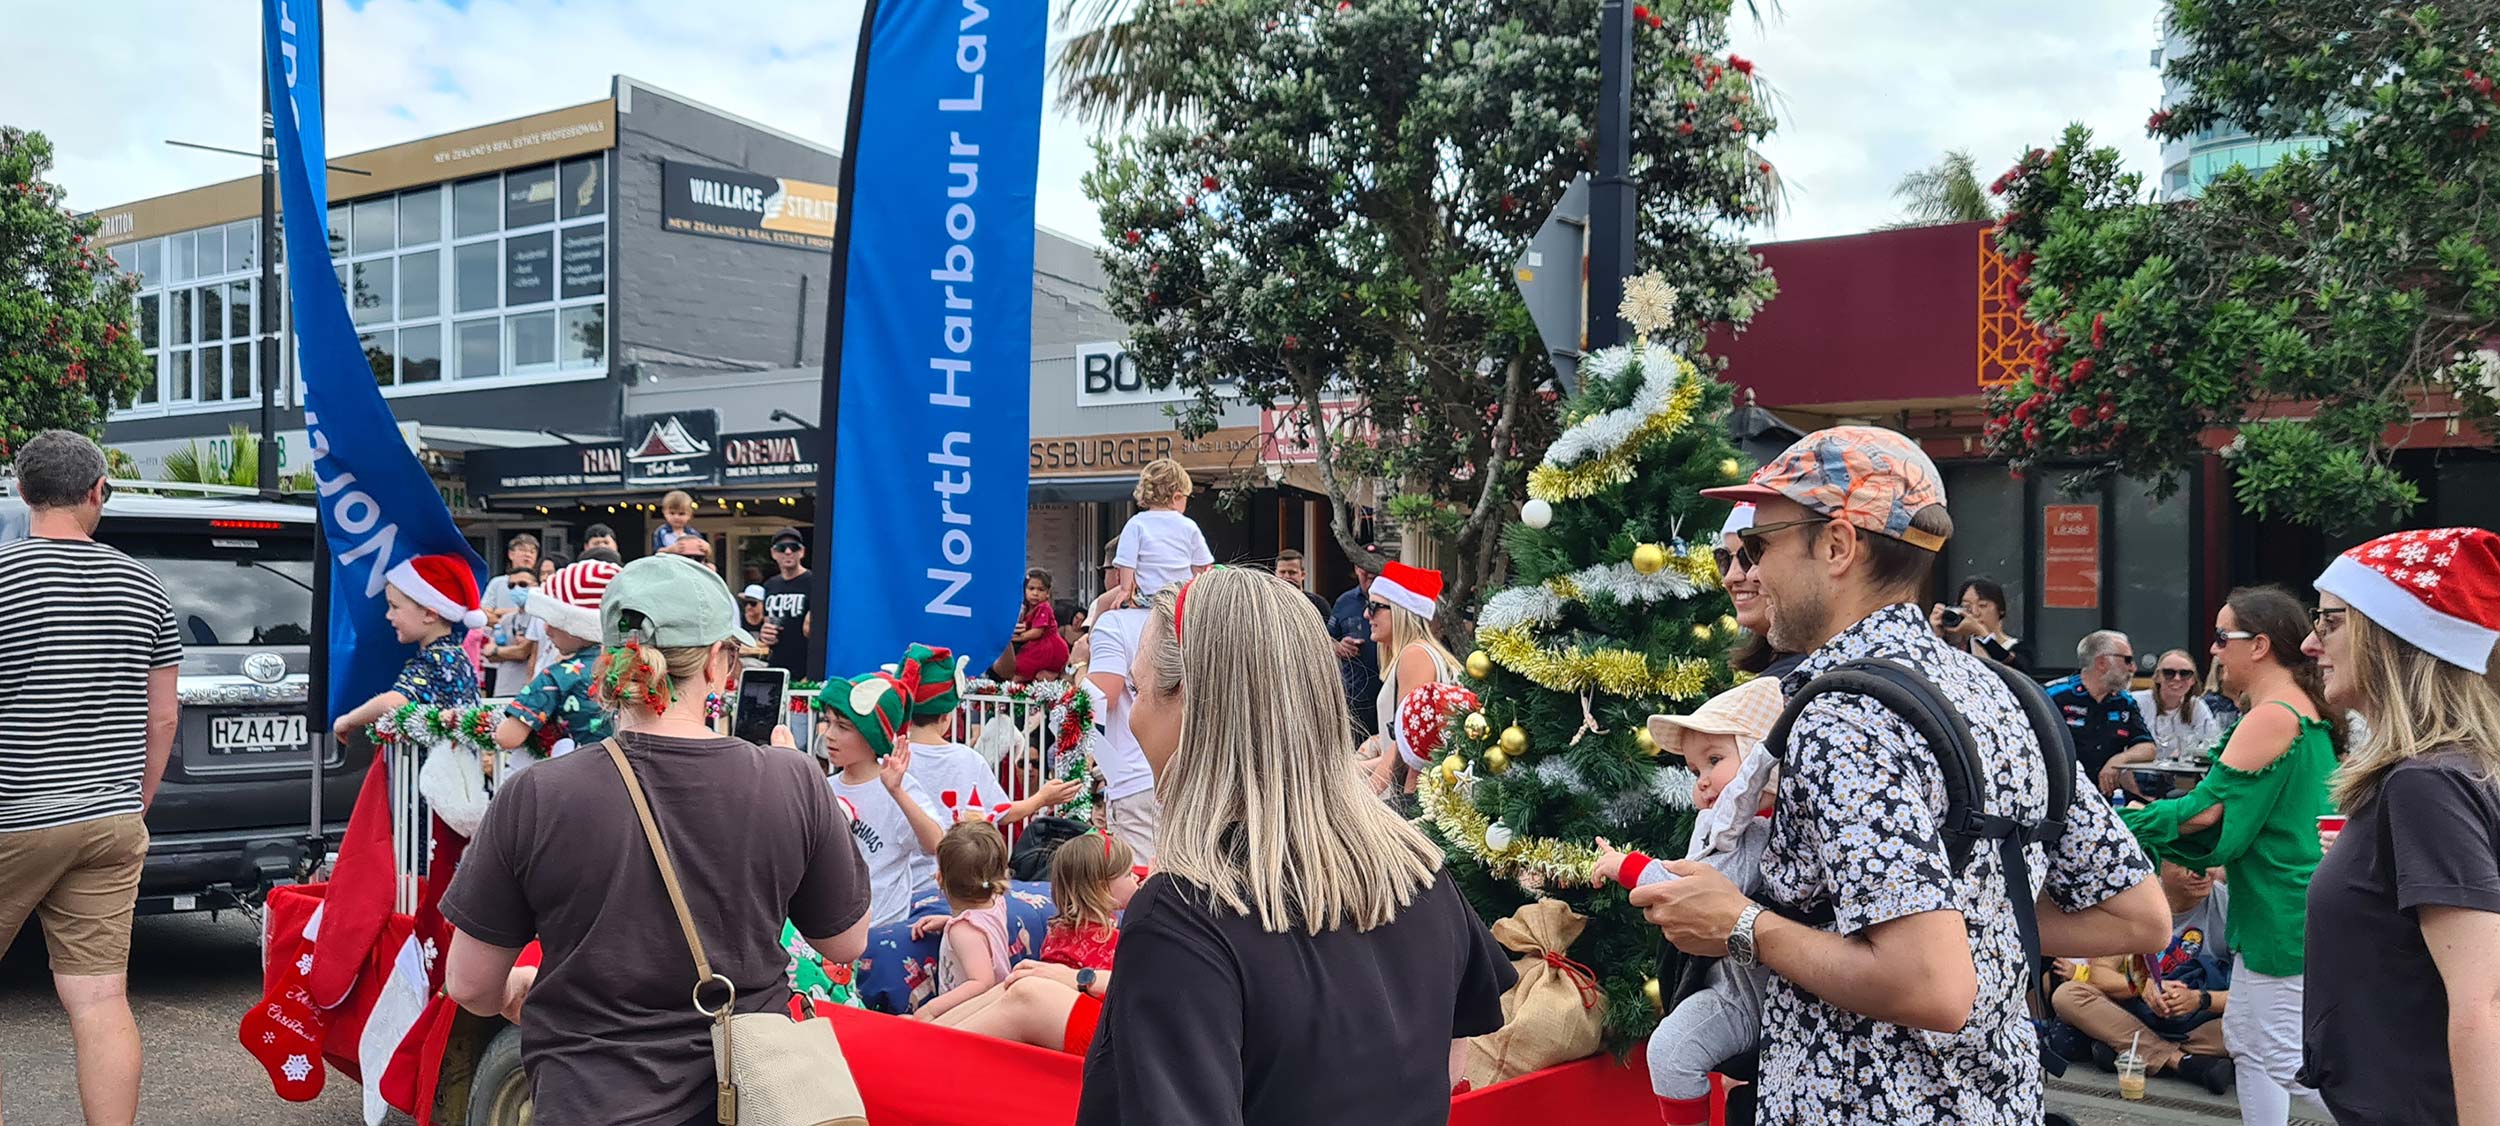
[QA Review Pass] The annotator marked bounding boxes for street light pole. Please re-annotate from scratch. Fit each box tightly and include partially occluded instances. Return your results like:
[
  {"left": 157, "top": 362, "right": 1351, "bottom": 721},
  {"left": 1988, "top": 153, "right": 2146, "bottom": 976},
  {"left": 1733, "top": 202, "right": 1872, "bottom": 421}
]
[
  {"left": 258, "top": 51, "right": 280, "bottom": 499},
  {"left": 1586, "top": 0, "right": 1637, "bottom": 352}
]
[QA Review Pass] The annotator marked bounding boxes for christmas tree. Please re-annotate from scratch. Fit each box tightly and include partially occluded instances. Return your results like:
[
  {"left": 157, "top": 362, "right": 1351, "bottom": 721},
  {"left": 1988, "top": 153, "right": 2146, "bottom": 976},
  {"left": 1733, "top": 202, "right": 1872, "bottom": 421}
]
[{"left": 1417, "top": 274, "right": 1749, "bottom": 1049}]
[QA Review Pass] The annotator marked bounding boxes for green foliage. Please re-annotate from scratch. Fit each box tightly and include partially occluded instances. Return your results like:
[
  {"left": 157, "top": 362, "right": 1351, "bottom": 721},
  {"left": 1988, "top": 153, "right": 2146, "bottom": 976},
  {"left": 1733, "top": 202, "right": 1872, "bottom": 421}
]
[
  {"left": 0, "top": 127, "right": 148, "bottom": 458},
  {"left": 1983, "top": 4, "right": 2500, "bottom": 528},
  {"left": 160, "top": 425, "right": 315, "bottom": 493},
  {"left": 1883, "top": 149, "right": 1998, "bottom": 228},
  {"left": 1435, "top": 361, "right": 1747, "bottom": 1050},
  {"left": 1080, "top": 0, "right": 1778, "bottom": 614}
]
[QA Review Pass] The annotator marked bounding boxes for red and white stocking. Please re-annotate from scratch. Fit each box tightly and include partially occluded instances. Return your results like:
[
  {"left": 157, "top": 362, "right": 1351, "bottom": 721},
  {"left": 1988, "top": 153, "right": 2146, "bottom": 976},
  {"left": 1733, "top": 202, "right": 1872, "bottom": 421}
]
[{"left": 238, "top": 938, "right": 329, "bottom": 1101}]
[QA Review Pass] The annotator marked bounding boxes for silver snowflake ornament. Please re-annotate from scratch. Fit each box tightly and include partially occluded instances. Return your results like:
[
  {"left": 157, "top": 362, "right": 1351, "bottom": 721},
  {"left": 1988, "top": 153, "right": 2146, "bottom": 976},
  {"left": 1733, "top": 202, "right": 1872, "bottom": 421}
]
[{"left": 281, "top": 1054, "right": 313, "bottom": 1084}]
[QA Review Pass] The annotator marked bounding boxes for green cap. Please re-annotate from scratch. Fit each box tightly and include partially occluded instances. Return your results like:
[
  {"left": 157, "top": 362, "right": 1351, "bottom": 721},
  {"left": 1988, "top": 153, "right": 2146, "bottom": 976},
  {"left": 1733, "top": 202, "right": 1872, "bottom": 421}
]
[
  {"left": 816, "top": 672, "right": 911, "bottom": 757},
  {"left": 600, "top": 556, "right": 760, "bottom": 649}
]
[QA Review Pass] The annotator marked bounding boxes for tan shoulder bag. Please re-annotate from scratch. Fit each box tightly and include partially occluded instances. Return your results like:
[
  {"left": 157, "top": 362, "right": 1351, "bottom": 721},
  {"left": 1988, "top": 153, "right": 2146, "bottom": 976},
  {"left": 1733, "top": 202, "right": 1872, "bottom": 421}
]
[{"left": 602, "top": 738, "right": 869, "bottom": 1126}]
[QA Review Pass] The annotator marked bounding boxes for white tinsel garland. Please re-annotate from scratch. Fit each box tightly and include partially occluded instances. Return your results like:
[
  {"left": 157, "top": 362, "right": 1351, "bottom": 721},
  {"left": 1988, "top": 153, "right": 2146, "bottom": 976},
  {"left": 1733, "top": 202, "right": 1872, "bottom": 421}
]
[
  {"left": 1541, "top": 342, "right": 1681, "bottom": 469},
  {"left": 1476, "top": 561, "right": 1705, "bottom": 636},
  {"left": 1477, "top": 586, "right": 1565, "bottom": 633}
]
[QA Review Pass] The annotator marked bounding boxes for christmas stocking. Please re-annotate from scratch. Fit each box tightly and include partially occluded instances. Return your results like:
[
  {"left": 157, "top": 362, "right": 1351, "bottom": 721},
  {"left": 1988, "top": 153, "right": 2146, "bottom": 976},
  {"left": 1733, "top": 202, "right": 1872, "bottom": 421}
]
[
  {"left": 359, "top": 929, "right": 433, "bottom": 1126},
  {"left": 310, "top": 761, "right": 397, "bottom": 1008},
  {"left": 238, "top": 937, "right": 329, "bottom": 1101}
]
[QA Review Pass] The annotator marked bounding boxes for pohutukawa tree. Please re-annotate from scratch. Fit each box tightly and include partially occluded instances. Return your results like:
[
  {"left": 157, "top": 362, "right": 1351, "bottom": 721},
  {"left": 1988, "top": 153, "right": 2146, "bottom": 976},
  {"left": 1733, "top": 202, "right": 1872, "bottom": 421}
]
[
  {"left": 1073, "top": 0, "right": 1780, "bottom": 616},
  {"left": 1982, "top": 2, "right": 2500, "bottom": 529},
  {"left": 0, "top": 127, "right": 147, "bottom": 457}
]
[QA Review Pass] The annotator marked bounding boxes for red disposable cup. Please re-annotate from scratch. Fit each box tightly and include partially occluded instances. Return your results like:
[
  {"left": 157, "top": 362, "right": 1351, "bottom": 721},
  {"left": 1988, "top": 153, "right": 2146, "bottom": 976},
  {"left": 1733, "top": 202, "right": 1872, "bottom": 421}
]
[{"left": 2317, "top": 814, "right": 2348, "bottom": 834}]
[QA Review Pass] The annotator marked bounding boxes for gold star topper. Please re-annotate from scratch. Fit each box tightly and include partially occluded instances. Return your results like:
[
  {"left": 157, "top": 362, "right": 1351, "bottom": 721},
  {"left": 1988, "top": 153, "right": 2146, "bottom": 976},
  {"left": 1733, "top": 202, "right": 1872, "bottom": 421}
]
[{"left": 1618, "top": 272, "right": 1680, "bottom": 343}]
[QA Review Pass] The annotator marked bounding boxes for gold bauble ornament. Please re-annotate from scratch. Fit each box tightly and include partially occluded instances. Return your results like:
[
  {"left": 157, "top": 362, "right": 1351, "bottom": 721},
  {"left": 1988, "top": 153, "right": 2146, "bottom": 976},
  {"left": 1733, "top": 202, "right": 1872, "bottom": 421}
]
[
  {"left": 1465, "top": 650, "right": 1492, "bottom": 680},
  {"left": 1642, "top": 976, "right": 1664, "bottom": 1012},
  {"left": 1483, "top": 747, "right": 1512, "bottom": 774},
  {"left": 1499, "top": 724, "right": 1529, "bottom": 754},
  {"left": 1692, "top": 623, "right": 1715, "bottom": 641},
  {"left": 1631, "top": 543, "right": 1669, "bottom": 575},
  {"left": 1634, "top": 726, "right": 1660, "bottom": 756},
  {"left": 1719, "top": 614, "right": 1739, "bottom": 634},
  {"left": 1441, "top": 753, "right": 1464, "bottom": 780},
  {"left": 1464, "top": 711, "right": 1491, "bottom": 741},
  {"left": 1719, "top": 457, "right": 1743, "bottom": 479}
]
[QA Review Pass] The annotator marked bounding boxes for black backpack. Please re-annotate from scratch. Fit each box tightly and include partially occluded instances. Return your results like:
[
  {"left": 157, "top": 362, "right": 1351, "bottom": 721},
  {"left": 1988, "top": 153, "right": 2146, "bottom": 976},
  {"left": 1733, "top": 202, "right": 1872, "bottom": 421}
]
[
  {"left": 1660, "top": 656, "right": 2078, "bottom": 1076},
  {"left": 1008, "top": 815, "right": 1094, "bottom": 881}
]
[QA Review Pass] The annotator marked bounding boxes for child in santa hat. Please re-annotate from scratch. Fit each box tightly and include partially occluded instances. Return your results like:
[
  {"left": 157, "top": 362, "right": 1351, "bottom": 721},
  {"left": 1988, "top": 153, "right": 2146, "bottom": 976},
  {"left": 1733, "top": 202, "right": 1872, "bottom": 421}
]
[
  {"left": 493, "top": 558, "right": 622, "bottom": 763},
  {"left": 331, "top": 553, "right": 486, "bottom": 741}
]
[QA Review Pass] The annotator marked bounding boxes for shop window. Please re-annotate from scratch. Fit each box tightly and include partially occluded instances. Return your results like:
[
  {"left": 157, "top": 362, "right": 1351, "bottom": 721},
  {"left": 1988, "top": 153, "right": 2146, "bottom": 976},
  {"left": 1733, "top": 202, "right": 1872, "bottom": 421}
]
[
  {"left": 169, "top": 351, "right": 192, "bottom": 401},
  {"left": 195, "top": 226, "right": 225, "bottom": 277},
  {"left": 457, "top": 318, "right": 500, "bottom": 380},
  {"left": 559, "top": 223, "right": 604, "bottom": 298},
  {"left": 137, "top": 293, "right": 159, "bottom": 350},
  {"left": 504, "top": 232, "right": 553, "bottom": 307},
  {"left": 168, "top": 230, "right": 195, "bottom": 282},
  {"left": 1941, "top": 466, "right": 2027, "bottom": 632},
  {"left": 228, "top": 280, "right": 253, "bottom": 339},
  {"left": 227, "top": 342, "right": 253, "bottom": 400},
  {"left": 170, "top": 288, "right": 193, "bottom": 346},
  {"left": 402, "top": 323, "right": 443, "bottom": 383},
  {"left": 561, "top": 305, "right": 604, "bottom": 369},
  {"left": 327, "top": 204, "right": 349, "bottom": 259},
  {"left": 134, "top": 351, "right": 161, "bottom": 406},
  {"left": 200, "top": 285, "right": 224, "bottom": 342},
  {"left": 453, "top": 176, "right": 500, "bottom": 238},
  {"left": 362, "top": 330, "right": 396, "bottom": 386},
  {"left": 400, "top": 187, "right": 442, "bottom": 246},
  {"left": 131, "top": 238, "right": 161, "bottom": 285},
  {"left": 561, "top": 157, "right": 604, "bottom": 219},
  {"left": 509, "top": 310, "right": 556, "bottom": 371},
  {"left": 505, "top": 165, "right": 557, "bottom": 228},
  {"left": 400, "top": 250, "right": 440, "bottom": 320},
  {"left": 352, "top": 197, "right": 395, "bottom": 256},
  {"left": 2113, "top": 474, "right": 2194, "bottom": 663},
  {"left": 225, "top": 220, "right": 256, "bottom": 272},
  {"left": 454, "top": 241, "right": 499, "bottom": 313},
  {"left": 199, "top": 346, "right": 225, "bottom": 402},
  {"left": 352, "top": 259, "right": 394, "bottom": 326}
]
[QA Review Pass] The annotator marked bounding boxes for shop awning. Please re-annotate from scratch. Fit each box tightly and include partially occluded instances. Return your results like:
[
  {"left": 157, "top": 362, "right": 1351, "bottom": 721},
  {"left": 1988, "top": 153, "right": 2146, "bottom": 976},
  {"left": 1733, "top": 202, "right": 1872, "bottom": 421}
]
[{"left": 1028, "top": 476, "right": 1139, "bottom": 504}]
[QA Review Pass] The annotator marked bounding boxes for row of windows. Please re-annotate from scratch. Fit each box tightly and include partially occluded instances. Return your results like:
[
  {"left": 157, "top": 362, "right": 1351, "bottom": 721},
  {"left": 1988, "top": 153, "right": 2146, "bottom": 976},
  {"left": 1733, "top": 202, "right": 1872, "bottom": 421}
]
[{"left": 111, "top": 157, "right": 610, "bottom": 415}]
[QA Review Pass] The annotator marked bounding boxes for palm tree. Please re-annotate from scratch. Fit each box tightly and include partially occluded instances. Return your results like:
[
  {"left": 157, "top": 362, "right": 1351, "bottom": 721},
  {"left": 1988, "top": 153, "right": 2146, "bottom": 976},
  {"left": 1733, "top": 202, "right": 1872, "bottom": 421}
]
[
  {"left": 161, "top": 425, "right": 313, "bottom": 492},
  {"left": 1884, "top": 149, "right": 1998, "bottom": 228}
]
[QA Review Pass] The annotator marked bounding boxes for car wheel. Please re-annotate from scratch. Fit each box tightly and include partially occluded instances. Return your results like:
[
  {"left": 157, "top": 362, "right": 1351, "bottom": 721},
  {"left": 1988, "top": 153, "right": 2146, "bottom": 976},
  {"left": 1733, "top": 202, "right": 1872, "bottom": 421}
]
[{"left": 464, "top": 1025, "right": 530, "bottom": 1126}]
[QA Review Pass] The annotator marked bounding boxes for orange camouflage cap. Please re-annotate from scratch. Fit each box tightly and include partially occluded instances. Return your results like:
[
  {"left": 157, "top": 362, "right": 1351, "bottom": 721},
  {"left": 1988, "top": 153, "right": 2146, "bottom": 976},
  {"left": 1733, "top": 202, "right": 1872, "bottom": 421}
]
[{"left": 1700, "top": 425, "right": 1949, "bottom": 552}]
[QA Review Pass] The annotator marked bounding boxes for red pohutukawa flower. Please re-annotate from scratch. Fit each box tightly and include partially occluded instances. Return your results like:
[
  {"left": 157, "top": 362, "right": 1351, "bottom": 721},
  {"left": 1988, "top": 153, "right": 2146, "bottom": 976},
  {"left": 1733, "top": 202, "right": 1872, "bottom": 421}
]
[
  {"left": 1727, "top": 54, "right": 1754, "bottom": 75},
  {"left": 2147, "top": 109, "right": 2173, "bottom": 133},
  {"left": 1122, "top": 229, "right": 1141, "bottom": 245},
  {"left": 1201, "top": 174, "right": 1220, "bottom": 191},
  {"left": 2090, "top": 312, "right": 2107, "bottom": 348}
]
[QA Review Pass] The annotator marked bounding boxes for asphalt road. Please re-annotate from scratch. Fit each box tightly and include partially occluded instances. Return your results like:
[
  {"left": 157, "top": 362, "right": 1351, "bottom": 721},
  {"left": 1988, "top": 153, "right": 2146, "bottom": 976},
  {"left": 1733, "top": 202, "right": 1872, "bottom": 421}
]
[{"left": 0, "top": 911, "right": 369, "bottom": 1126}]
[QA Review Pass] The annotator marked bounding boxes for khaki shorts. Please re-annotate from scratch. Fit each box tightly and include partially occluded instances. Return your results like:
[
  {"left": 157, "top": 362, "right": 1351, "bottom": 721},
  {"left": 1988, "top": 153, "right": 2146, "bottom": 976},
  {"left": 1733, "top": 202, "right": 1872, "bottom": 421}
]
[
  {"left": 1105, "top": 791, "right": 1162, "bottom": 863},
  {"left": 0, "top": 814, "right": 148, "bottom": 976}
]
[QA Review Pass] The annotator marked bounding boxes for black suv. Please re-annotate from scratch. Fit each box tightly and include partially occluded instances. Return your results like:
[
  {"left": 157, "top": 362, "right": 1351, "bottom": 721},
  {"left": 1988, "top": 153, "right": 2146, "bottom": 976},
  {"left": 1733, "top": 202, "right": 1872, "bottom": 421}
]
[{"left": 0, "top": 482, "right": 364, "bottom": 915}]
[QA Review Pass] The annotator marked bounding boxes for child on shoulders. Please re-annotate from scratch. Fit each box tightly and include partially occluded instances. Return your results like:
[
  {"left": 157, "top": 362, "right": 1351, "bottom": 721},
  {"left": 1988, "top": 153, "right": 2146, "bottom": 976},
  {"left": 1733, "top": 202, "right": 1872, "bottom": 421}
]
[
  {"left": 1588, "top": 675, "right": 1784, "bottom": 1126},
  {"left": 652, "top": 489, "right": 700, "bottom": 554},
  {"left": 1108, "top": 458, "right": 1212, "bottom": 600},
  {"left": 819, "top": 671, "right": 946, "bottom": 928},
  {"left": 912, "top": 821, "right": 1016, "bottom": 1022}
]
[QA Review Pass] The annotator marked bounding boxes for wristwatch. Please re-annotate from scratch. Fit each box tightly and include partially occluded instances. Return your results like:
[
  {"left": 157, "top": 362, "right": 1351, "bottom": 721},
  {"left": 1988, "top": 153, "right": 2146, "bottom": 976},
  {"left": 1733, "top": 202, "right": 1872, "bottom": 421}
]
[
  {"left": 2196, "top": 989, "right": 2212, "bottom": 1014},
  {"left": 1727, "top": 904, "right": 1766, "bottom": 968},
  {"left": 1075, "top": 968, "right": 1099, "bottom": 998}
]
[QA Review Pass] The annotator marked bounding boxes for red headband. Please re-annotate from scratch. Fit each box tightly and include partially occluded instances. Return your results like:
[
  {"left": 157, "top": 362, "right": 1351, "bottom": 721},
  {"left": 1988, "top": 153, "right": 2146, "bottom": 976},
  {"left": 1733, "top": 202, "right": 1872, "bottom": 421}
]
[{"left": 1172, "top": 574, "right": 1200, "bottom": 646}]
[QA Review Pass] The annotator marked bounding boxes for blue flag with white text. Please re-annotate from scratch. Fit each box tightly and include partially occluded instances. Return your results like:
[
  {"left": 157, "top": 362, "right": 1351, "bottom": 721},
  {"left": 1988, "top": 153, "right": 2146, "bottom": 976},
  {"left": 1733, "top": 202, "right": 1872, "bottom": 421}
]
[
  {"left": 825, "top": 0, "right": 1041, "bottom": 676},
  {"left": 264, "top": 0, "right": 483, "bottom": 716}
]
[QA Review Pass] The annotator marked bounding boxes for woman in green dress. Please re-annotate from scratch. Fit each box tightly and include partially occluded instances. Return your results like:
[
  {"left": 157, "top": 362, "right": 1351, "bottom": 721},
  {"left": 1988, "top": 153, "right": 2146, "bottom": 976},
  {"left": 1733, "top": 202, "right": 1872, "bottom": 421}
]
[{"left": 2120, "top": 587, "right": 2337, "bottom": 1126}]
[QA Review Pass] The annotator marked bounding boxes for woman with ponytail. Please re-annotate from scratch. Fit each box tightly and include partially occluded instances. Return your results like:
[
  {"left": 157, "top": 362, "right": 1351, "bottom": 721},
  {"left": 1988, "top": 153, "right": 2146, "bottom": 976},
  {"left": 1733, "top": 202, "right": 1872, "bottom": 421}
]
[
  {"left": 439, "top": 556, "right": 873, "bottom": 1126},
  {"left": 2120, "top": 586, "right": 2338, "bottom": 1125}
]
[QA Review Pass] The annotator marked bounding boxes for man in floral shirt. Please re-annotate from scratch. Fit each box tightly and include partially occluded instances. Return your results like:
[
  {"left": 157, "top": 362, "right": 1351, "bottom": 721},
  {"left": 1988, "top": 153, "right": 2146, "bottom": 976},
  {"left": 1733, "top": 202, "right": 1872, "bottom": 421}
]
[{"left": 1637, "top": 428, "right": 2167, "bottom": 1125}]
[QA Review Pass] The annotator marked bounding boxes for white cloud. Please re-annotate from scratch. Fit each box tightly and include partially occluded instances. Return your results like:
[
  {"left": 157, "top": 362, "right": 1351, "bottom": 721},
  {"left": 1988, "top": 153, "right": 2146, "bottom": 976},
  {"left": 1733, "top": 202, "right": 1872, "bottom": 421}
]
[{"left": 9, "top": 0, "right": 2162, "bottom": 248}]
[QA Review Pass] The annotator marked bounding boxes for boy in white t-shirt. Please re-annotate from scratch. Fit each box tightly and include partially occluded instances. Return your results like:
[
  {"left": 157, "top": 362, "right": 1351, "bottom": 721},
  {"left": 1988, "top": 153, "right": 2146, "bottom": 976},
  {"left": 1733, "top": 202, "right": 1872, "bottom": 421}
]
[
  {"left": 894, "top": 643, "right": 1082, "bottom": 823},
  {"left": 1109, "top": 458, "right": 1213, "bottom": 599},
  {"left": 819, "top": 671, "right": 946, "bottom": 928}
]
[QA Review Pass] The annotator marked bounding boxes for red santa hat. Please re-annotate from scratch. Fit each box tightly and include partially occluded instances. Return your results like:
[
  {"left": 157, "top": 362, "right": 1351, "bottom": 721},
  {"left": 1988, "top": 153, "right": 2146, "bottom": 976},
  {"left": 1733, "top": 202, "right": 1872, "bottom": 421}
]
[
  {"left": 2315, "top": 527, "right": 2500, "bottom": 674},
  {"left": 383, "top": 554, "right": 487, "bottom": 630},
  {"left": 1372, "top": 560, "right": 1443, "bottom": 620}
]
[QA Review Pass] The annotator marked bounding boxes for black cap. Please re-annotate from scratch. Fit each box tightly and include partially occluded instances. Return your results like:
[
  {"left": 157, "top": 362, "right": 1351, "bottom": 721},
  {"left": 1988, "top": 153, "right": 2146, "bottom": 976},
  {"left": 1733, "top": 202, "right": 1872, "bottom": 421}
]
[{"left": 772, "top": 527, "right": 806, "bottom": 547}]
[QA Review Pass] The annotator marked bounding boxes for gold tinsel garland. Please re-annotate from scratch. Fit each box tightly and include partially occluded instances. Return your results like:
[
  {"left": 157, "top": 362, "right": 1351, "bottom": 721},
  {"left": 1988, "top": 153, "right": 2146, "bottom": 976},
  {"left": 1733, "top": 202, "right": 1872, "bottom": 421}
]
[
  {"left": 1526, "top": 356, "right": 1705, "bottom": 503},
  {"left": 1418, "top": 767, "right": 1600, "bottom": 890},
  {"left": 1479, "top": 625, "right": 1714, "bottom": 701}
]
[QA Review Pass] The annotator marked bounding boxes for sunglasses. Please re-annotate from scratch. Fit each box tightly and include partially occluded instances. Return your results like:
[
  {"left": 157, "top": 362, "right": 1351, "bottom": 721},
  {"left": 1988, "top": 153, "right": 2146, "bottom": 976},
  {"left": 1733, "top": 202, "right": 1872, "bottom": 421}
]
[
  {"left": 2157, "top": 668, "right": 2200, "bottom": 680},
  {"left": 2310, "top": 607, "right": 2347, "bottom": 637},
  {"left": 2212, "top": 628, "right": 2257, "bottom": 647},
  {"left": 1732, "top": 518, "right": 1831, "bottom": 572},
  {"left": 772, "top": 542, "right": 802, "bottom": 553},
  {"left": 1365, "top": 600, "right": 1393, "bottom": 615}
]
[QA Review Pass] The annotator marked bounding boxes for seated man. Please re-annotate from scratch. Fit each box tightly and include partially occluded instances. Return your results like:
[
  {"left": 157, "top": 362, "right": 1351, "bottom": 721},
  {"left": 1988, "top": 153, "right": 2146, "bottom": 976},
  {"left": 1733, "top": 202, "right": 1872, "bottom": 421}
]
[{"left": 2049, "top": 861, "right": 2235, "bottom": 1094}]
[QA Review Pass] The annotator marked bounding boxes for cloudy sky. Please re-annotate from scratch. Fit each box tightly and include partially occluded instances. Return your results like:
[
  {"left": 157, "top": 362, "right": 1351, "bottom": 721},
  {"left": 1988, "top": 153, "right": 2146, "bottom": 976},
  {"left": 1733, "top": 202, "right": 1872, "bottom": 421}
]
[{"left": 9, "top": 0, "right": 2165, "bottom": 245}]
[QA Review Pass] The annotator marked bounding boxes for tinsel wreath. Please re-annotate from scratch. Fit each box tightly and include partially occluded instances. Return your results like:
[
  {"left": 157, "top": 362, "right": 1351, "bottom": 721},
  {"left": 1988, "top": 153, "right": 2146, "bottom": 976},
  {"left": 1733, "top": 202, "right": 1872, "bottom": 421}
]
[
  {"left": 367, "top": 702, "right": 501, "bottom": 838},
  {"left": 1044, "top": 681, "right": 1101, "bottom": 824},
  {"left": 1526, "top": 348, "right": 1705, "bottom": 502}
]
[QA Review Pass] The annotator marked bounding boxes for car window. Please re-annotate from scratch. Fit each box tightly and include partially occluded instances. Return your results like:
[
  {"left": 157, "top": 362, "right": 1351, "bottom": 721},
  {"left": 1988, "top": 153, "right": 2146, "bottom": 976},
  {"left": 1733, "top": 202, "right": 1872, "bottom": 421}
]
[{"left": 110, "top": 527, "right": 316, "bottom": 647}]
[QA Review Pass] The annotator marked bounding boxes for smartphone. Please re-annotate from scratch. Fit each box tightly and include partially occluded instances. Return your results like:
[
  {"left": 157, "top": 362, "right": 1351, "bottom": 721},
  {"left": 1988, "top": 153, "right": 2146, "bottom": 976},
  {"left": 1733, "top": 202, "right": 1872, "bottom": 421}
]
[{"left": 733, "top": 667, "right": 789, "bottom": 746}]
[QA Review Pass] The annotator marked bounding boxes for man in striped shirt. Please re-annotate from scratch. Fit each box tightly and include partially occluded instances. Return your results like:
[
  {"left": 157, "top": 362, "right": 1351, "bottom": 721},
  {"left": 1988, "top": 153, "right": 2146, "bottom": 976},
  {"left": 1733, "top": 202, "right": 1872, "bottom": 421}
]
[{"left": 0, "top": 430, "right": 180, "bottom": 1126}]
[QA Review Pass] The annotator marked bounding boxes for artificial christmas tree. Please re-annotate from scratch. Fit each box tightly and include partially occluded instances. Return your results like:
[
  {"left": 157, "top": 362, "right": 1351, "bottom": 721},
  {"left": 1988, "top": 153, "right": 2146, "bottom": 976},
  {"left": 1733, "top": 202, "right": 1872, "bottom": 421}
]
[{"left": 1418, "top": 275, "right": 1751, "bottom": 1050}]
